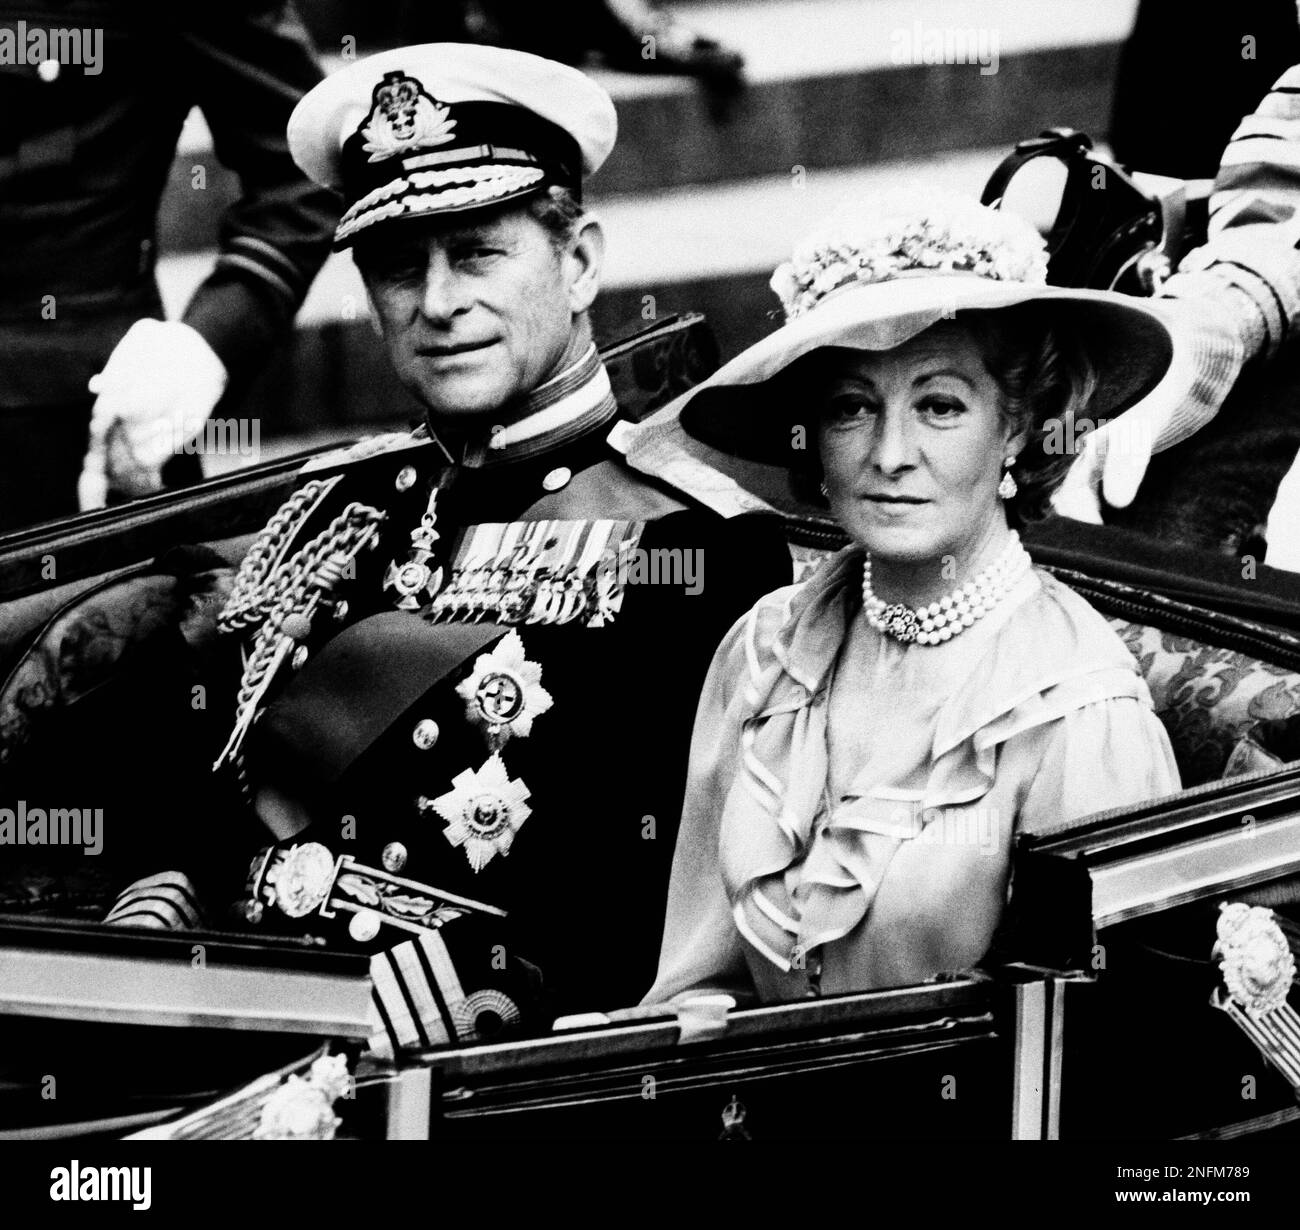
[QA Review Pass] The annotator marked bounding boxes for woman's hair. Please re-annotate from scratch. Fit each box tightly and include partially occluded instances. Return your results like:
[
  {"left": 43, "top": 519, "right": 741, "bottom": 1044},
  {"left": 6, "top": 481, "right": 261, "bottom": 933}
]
[
  {"left": 793, "top": 306, "right": 1099, "bottom": 528},
  {"left": 962, "top": 306, "right": 1099, "bottom": 527}
]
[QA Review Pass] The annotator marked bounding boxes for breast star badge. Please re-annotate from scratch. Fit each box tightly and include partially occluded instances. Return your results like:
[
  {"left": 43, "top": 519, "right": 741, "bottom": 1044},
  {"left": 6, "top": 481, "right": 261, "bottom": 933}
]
[
  {"left": 455, "top": 629, "right": 553, "bottom": 747},
  {"left": 428, "top": 754, "right": 532, "bottom": 872}
]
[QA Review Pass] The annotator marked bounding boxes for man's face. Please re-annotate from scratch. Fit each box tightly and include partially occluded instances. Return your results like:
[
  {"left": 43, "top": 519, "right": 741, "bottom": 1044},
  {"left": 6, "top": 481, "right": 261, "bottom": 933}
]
[{"left": 356, "top": 203, "right": 591, "bottom": 421}]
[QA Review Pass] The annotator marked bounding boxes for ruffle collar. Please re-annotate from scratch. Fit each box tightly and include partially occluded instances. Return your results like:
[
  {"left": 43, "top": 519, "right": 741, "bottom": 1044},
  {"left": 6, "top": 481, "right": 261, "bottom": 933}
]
[{"left": 719, "top": 548, "right": 1149, "bottom": 970}]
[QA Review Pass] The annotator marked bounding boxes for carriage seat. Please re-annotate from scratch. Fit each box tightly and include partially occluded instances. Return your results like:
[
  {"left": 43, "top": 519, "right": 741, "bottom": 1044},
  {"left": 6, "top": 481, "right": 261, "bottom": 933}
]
[{"left": 1107, "top": 617, "right": 1300, "bottom": 785}]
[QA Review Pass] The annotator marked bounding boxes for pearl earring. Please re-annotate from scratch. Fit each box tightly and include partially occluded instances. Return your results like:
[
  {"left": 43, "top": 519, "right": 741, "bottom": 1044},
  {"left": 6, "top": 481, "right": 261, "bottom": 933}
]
[{"left": 998, "top": 457, "right": 1018, "bottom": 501}]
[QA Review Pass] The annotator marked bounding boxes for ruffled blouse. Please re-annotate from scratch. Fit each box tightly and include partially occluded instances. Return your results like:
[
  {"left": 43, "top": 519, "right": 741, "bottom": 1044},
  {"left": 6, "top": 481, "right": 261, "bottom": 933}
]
[{"left": 642, "top": 547, "right": 1181, "bottom": 1006}]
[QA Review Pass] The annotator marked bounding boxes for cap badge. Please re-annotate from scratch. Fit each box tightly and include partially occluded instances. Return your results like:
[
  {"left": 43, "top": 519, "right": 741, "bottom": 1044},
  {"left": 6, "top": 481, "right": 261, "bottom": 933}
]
[{"left": 362, "top": 71, "right": 457, "bottom": 162}]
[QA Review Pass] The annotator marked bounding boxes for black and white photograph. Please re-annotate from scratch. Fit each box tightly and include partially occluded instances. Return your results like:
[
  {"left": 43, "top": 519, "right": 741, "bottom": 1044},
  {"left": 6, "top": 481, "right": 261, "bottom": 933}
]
[{"left": 2, "top": 0, "right": 1300, "bottom": 1204}]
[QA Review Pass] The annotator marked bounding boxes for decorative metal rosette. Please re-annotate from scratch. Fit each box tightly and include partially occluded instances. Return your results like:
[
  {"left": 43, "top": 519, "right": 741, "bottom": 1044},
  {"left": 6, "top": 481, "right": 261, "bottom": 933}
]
[
  {"left": 452, "top": 989, "right": 522, "bottom": 1041},
  {"left": 262, "top": 842, "right": 337, "bottom": 919},
  {"left": 427, "top": 753, "right": 532, "bottom": 872},
  {"left": 881, "top": 603, "right": 920, "bottom": 644},
  {"left": 1214, "top": 902, "right": 1297, "bottom": 1017}
]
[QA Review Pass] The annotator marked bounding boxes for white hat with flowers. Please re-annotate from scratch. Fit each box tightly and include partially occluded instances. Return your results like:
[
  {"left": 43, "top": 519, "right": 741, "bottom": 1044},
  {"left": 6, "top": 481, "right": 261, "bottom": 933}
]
[{"left": 612, "top": 191, "right": 1189, "bottom": 508}]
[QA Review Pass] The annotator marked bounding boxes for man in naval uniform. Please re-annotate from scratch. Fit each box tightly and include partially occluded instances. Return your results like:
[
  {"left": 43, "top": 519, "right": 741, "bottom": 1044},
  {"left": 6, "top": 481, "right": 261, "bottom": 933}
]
[{"left": 105, "top": 43, "right": 790, "bottom": 1050}]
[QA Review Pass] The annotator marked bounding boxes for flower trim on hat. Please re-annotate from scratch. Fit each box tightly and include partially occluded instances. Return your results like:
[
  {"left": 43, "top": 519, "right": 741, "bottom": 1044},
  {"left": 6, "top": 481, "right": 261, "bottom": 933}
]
[{"left": 769, "top": 193, "right": 1050, "bottom": 321}]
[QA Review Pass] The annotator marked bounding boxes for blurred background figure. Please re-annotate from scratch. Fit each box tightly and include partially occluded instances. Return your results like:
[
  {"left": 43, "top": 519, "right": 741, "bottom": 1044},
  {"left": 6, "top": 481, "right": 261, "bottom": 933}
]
[
  {"left": 312, "top": 0, "right": 745, "bottom": 84},
  {"left": 0, "top": 2, "right": 338, "bottom": 532},
  {"left": 1111, "top": 0, "right": 1300, "bottom": 179},
  {"left": 443, "top": 0, "right": 744, "bottom": 84},
  {"left": 1098, "top": 2, "right": 1300, "bottom": 563}
]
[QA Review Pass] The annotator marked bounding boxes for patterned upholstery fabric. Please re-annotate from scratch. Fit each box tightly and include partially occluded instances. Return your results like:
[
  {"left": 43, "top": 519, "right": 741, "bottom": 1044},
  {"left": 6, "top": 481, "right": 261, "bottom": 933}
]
[
  {"left": 0, "top": 550, "right": 233, "bottom": 916},
  {"left": 1109, "top": 619, "right": 1300, "bottom": 785},
  {"left": 604, "top": 311, "right": 720, "bottom": 423},
  {"left": 0, "top": 554, "right": 232, "bottom": 767},
  {"left": 0, "top": 573, "right": 180, "bottom": 765}
]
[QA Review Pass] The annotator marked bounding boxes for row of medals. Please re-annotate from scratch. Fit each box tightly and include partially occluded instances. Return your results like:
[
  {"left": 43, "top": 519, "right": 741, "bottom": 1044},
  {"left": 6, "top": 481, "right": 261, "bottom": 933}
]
[{"left": 385, "top": 507, "right": 645, "bottom": 629}]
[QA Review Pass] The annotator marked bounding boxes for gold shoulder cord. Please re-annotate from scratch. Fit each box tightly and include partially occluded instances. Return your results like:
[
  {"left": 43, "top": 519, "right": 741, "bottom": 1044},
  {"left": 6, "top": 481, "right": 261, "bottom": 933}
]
[
  {"left": 214, "top": 477, "right": 387, "bottom": 776},
  {"left": 220, "top": 477, "right": 343, "bottom": 633}
]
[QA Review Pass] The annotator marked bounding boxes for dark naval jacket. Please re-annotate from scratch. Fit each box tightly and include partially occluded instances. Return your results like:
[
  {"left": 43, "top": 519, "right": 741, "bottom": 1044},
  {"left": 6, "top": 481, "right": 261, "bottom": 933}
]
[{"left": 102, "top": 343, "right": 792, "bottom": 1045}]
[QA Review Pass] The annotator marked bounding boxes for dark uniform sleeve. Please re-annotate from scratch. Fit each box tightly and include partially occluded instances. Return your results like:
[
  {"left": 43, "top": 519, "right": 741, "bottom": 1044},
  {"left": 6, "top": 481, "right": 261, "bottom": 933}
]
[{"left": 173, "top": 2, "right": 341, "bottom": 382}]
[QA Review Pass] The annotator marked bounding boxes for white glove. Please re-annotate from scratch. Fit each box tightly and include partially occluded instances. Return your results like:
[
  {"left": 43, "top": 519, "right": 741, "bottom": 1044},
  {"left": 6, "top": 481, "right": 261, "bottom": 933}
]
[
  {"left": 1052, "top": 286, "right": 1248, "bottom": 524},
  {"left": 1265, "top": 452, "right": 1300, "bottom": 572},
  {"left": 78, "top": 319, "right": 228, "bottom": 510},
  {"left": 1050, "top": 406, "right": 1159, "bottom": 524}
]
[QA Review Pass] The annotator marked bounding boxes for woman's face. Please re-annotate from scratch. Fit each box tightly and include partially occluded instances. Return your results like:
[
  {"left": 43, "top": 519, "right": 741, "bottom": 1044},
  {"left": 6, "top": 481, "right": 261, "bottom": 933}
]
[{"left": 815, "top": 321, "right": 1024, "bottom": 566}]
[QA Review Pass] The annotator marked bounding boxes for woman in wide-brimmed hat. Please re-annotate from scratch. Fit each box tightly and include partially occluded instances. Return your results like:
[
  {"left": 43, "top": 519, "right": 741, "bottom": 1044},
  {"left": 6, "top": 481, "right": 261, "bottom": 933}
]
[{"left": 635, "top": 193, "right": 1183, "bottom": 1006}]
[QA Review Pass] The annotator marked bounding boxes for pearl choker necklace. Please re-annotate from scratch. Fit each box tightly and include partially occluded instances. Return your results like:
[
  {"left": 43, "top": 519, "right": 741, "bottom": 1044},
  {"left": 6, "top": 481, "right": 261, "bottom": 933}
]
[{"left": 861, "top": 535, "right": 1031, "bottom": 645}]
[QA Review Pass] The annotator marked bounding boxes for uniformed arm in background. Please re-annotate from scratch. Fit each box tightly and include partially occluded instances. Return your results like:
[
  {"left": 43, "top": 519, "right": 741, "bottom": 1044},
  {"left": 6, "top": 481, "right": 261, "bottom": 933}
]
[
  {"left": 1054, "top": 63, "right": 1300, "bottom": 524},
  {"left": 79, "top": 1, "right": 340, "bottom": 508},
  {"left": 177, "top": 1, "right": 341, "bottom": 380}
]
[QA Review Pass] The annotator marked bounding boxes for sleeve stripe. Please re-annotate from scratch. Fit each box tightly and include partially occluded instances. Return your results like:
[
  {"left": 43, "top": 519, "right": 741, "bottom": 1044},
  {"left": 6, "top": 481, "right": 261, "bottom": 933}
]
[
  {"left": 227, "top": 233, "right": 306, "bottom": 284},
  {"left": 107, "top": 881, "right": 203, "bottom": 928},
  {"left": 1228, "top": 131, "right": 1286, "bottom": 145},
  {"left": 368, "top": 989, "right": 398, "bottom": 1060},
  {"left": 393, "top": 940, "right": 456, "bottom": 1046},
  {"left": 214, "top": 251, "right": 299, "bottom": 306},
  {"left": 113, "top": 871, "right": 202, "bottom": 907},
  {"left": 226, "top": 228, "right": 309, "bottom": 291},
  {"left": 107, "top": 894, "right": 195, "bottom": 929},
  {"left": 411, "top": 934, "right": 462, "bottom": 1039},
  {"left": 371, "top": 951, "right": 428, "bottom": 1050},
  {"left": 1220, "top": 140, "right": 1300, "bottom": 172},
  {"left": 112, "top": 884, "right": 201, "bottom": 919},
  {"left": 105, "top": 907, "right": 180, "bottom": 930}
]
